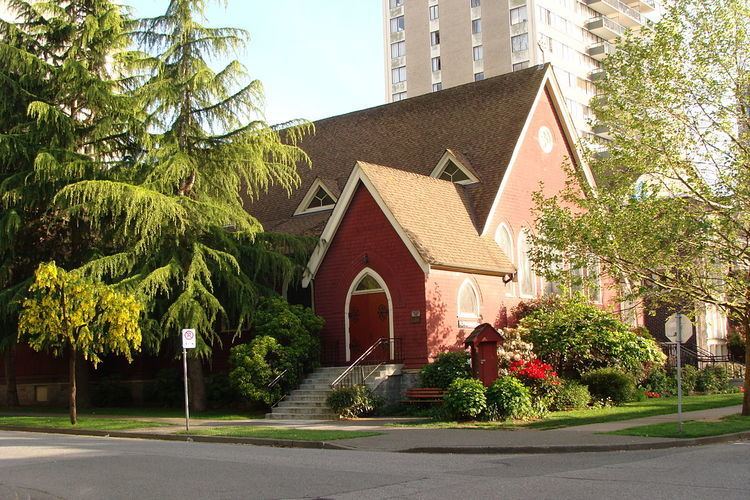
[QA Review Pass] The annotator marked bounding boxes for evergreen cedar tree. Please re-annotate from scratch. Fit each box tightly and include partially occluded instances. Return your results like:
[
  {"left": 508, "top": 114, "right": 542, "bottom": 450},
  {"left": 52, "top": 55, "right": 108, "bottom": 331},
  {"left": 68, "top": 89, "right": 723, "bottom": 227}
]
[{"left": 1, "top": 0, "right": 313, "bottom": 411}]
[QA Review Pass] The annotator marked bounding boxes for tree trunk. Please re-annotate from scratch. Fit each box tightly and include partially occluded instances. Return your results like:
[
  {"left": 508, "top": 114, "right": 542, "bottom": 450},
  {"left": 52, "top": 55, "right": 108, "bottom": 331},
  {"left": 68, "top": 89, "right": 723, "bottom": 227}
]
[
  {"left": 743, "top": 322, "right": 749, "bottom": 417},
  {"left": 75, "top": 354, "right": 91, "bottom": 409},
  {"left": 4, "top": 345, "right": 19, "bottom": 407},
  {"left": 187, "top": 355, "right": 206, "bottom": 413},
  {"left": 69, "top": 347, "right": 77, "bottom": 425}
]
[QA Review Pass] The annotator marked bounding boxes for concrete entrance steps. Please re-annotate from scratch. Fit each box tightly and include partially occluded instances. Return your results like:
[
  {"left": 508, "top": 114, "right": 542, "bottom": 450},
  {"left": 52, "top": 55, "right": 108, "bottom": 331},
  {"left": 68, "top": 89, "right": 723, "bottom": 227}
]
[{"left": 265, "top": 364, "right": 402, "bottom": 420}]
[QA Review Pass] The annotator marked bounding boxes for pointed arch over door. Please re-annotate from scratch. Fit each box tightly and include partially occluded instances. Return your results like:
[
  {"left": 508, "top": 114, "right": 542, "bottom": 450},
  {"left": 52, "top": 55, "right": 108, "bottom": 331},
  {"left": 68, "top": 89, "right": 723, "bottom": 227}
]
[{"left": 344, "top": 268, "right": 395, "bottom": 362}]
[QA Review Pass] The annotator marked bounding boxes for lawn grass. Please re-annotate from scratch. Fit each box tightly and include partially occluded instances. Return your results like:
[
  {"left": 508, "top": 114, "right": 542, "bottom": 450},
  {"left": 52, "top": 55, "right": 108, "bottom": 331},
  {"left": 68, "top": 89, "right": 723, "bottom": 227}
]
[
  {"left": 182, "top": 426, "right": 382, "bottom": 441},
  {"left": 609, "top": 414, "right": 750, "bottom": 439},
  {"left": 0, "top": 407, "right": 264, "bottom": 420},
  {"left": 0, "top": 415, "right": 171, "bottom": 431},
  {"left": 386, "top": 393, "right": 744, "bottom": 430},
  {"left": 526, "top": 393, "right": 743, "bottom": 430}
]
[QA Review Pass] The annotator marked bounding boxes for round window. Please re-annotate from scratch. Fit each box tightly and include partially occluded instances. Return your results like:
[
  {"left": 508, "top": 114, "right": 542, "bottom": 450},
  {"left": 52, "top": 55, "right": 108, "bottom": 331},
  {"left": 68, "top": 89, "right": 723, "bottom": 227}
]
[{"left": 538, "top": 126, "right": 554, "bottom": 153}]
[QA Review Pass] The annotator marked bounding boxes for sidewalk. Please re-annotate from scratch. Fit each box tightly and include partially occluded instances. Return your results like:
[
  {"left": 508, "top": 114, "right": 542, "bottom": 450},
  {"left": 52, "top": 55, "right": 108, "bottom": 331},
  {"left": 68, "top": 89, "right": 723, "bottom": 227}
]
[{"left": 1, "top": 405, "right": 747, "bottom": 454}]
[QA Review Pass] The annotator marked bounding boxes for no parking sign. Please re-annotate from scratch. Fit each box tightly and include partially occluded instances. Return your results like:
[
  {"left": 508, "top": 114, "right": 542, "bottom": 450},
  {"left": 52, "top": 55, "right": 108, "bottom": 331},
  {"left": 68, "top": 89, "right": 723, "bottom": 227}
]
[{"left": 182, "top": 328, "right": 196, "bottom": 349}]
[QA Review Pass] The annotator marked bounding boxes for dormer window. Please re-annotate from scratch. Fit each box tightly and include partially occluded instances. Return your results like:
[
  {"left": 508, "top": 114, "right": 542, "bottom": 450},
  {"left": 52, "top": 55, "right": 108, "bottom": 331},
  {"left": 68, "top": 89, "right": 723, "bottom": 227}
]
[
  {"left": 309, "top": 187, "right": 335, "bottom": 209},
  {"left": 438, "top": 161, "right": 471, "bottom": 183},
  {"left": 430, "top": 149, "right": 480, "bottom": 185},
  {"left": 294, "top": 178, "right": 338, "bottom": 215}
]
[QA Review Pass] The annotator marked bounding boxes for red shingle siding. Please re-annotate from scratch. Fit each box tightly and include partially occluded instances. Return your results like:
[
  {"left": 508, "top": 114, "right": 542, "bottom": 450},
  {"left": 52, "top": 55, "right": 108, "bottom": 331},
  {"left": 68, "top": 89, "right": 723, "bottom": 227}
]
[
  {"left": 425, "top": 270, "right": 507, "bottom": 360},
  {"left": 483, "top": 88, "right": 616, "bottom": 315},
  {"left": 313, "top": 184, "right": 428, "bottom": 368}
]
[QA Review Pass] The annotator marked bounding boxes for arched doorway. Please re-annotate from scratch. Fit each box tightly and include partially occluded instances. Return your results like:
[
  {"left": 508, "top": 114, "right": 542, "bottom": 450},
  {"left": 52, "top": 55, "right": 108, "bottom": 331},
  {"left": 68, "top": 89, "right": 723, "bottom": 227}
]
[{"left": 345, "top": 269, "right": 394, "bottom": 362}]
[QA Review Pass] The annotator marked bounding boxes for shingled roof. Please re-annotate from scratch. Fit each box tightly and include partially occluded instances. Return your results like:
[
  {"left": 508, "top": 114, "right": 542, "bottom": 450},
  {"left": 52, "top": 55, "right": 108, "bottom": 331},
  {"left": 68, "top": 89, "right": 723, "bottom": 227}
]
[
  {"left": 249, "top": 64, "right": 551, "bottom": 236},
  {"left": 357, "top": 162, "right": 515, "bottom": 276}
]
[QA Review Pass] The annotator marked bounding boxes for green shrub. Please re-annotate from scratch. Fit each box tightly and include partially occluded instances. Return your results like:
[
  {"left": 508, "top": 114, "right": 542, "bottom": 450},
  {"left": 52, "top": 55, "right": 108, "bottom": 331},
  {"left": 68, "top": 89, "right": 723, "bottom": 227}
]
[
  {"left": 252, "top": 297, "right": 324, "bottom": 380},
  {"left": 728, "top": 331, "right": 746, "bottom": 361},
  {"left": 206, "top": 373, "right": 238, "bottom": 408},
  {"left": 581, "top": 367, "right": 638, "bottom": 404},
  {"left": 696, "top": 365, "right": 731, "bottom": 394},
  {"left": 550, "top": 380, "right": 591, "bottom": 411},
  {"left": 519, "top": 294, "right": 666, "bottom": 378},
  {"left": 444, "top": 378, "right": 487, "bottom": 420},
  {"left": 92, "top": 377, "right": 133, "bottom": 407},
  {"left": 667, "top": 365, "right": 698, "bottom": 394},
  {"left": 485, "top": 376, "right": 533, "bottom": 420},
  {"left": 229, "top": 335, "right": 285, "bottom": 405},
  {"left": 420, "top": 351, "right": 472, "bottom": 389},
  {"left": 144, "top": 368, "right": 183, "bottom": 407},
  {"left": 640, "top": 368, "right": 676, "bottom": 396},
  {"left": 326, "top": 385, "right": 380, "bottom": 418}
]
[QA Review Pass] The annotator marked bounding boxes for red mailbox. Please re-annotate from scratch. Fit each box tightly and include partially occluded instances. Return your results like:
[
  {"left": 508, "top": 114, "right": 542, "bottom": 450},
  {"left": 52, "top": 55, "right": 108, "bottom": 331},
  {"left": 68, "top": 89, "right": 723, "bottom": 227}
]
[{"left": 464, "top": 323, "right": 504, "bottom": 387}]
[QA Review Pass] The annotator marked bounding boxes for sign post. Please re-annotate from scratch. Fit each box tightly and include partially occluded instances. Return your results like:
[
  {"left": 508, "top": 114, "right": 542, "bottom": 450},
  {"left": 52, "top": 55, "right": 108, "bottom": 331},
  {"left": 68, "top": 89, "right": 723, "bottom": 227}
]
[
  {"left": 181, "top": 328, "right": 196, "bottom": 433},
  {"left": 664, "top": 313, "right": 692, "bottom": 435}
]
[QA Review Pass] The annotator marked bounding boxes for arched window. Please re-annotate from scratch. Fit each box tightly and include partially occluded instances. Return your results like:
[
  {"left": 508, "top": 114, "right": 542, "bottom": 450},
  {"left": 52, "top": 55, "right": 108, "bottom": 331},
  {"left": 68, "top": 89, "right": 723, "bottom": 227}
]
[
  {"left": 494, "top": 223, "right": 515, "bottom": 297},
  {"left": 517, "top": 230, "right": 536, "bottom": 297},
  {"left": 353, "top": 273, "right": 383, "bottom": 293},
  {"left": 457, "top": 279, "right": 481, "bottom": 327}
]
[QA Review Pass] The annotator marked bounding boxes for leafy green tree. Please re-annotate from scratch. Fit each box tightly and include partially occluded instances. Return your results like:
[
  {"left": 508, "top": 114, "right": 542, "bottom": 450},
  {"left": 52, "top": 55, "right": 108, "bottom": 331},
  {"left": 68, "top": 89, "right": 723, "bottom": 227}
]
[
  {"left": 0, "top": 0, "right": 140, "bottom": 406},
  {"left": 529, "top": 0, "right": 750, "bottom": 414},
  {"left": 55, "top": 0, "right": 311, "bottom": 410},
  {"left": 18, "top": 263, "right": 142, "bottom": 424}
]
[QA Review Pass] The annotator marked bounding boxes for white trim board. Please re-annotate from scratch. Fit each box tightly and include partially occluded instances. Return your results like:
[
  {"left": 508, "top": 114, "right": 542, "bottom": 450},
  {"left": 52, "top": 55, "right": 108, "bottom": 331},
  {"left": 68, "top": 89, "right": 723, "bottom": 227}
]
[
  {"left": 293, "top": 178, "right": 338, "bottom": 216},
  {"left": 344, "top": 267, "right": 395, "bottom": 362}
]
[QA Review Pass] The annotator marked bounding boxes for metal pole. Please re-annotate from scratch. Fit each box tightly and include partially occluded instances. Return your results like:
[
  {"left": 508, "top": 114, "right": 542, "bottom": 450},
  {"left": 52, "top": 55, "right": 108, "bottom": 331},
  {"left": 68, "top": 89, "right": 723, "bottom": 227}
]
[
  {"left": 183, "top": 347, "right": 190, "bottom": 433},
  {"left": 676, "top": 313, "right": 683, "bottom": 434}
]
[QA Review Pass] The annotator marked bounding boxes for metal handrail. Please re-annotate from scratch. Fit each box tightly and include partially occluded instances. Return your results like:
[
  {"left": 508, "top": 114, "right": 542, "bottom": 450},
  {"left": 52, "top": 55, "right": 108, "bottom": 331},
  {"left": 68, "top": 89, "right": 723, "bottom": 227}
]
[
  {"left": 267, "top": 369, "right": 289, "bottom": 390},
  {"left": 330, "top": 337, "right": 399, "bottom": 389}
]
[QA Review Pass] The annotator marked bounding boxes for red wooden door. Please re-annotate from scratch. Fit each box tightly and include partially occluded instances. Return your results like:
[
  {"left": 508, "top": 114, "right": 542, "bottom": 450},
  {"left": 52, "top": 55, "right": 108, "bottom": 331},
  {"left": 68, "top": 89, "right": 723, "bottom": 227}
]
[
  {"left": 348, "top": 292, "right": 389, "bottom": 361},
  {"left": 478, "top": 342, "right": 499, "bottom": 387}
]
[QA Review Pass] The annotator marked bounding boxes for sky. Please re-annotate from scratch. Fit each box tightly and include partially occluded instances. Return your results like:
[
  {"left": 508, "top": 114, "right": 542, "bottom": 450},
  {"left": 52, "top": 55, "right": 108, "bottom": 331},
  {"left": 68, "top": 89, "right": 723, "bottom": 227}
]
[{"left": 125, "top": 0, "right": 386, "bottom": 125}]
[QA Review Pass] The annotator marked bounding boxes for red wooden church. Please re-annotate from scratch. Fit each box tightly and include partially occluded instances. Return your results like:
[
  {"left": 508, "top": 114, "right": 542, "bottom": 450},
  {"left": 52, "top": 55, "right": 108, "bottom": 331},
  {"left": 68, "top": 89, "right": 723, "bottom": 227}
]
[{"left": 250, "top": 64, "right": 607, "bottom": 370}]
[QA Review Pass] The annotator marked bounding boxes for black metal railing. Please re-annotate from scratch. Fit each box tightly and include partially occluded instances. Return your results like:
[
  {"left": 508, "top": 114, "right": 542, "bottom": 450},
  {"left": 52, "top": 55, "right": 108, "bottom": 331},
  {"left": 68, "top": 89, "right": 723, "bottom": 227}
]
[
  {"left": 330, "top": 337, "right": 403, "bottom": 390},
  {"left": 661, "top": 342, "right": 733, "bottom": 368},
  {"left": 267, "top": 364, "right": 304, "bottom": 408}
]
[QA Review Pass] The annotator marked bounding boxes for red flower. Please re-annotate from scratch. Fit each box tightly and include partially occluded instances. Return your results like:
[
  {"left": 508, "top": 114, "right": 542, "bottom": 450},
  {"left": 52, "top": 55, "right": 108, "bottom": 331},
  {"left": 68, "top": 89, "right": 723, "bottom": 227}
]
[{"left": 509, "top": 359, "right": 557, "bottom": 381}]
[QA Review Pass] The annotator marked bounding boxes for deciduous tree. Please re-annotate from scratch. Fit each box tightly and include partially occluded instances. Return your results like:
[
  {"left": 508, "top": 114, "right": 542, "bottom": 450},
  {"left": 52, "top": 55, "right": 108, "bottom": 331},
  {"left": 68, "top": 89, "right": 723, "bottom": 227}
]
[
  {"left": 19, "top": 263, "right": 142, "bottom": 424},
  {"left": 530, "top": 0, "right": 750, "bottom": 414}
]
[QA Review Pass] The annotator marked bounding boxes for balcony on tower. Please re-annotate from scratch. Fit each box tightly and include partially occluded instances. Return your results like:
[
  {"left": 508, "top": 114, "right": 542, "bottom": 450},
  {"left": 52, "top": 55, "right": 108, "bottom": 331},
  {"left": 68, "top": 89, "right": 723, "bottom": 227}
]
[
  {"left": 586, "top": 16, "right": 626, "bottom": 41},
  {"left": 588, "top": 41, "right": 615, "bottom": 61},
  {"left": 585, "top": 0, "right": 642, "bottom": 27}
]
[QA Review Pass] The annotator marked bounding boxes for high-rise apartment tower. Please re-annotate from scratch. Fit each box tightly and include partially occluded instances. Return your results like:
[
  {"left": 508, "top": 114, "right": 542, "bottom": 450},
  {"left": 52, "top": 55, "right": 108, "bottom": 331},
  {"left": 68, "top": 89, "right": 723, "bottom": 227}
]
[{"left": 382, "top": 0, "right": 658, "bottom": 137}]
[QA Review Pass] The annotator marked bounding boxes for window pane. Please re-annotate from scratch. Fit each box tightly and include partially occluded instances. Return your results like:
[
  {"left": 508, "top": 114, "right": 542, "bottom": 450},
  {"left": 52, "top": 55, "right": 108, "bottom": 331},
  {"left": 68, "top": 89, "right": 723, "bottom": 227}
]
[
  {"left": 518, "top": 231, "right": 536, "bottom": 296},
  {"left": 510, "top": 6, "right": 527, "bottom": 25},
  {"left": 430, "top": 30, "right": 440, "bottom": 46},
  {"left": 472, "top": 19, "right": 482, "bottom": 34},
  {"left": 432, "top": 82, "right": 442, "bottom": 91},
  {"left": 512, "top": 34, "right": 528, "bottom": 52},
  {"left": 458, "top": 283, "right": 479, "bottom": 318},
  {"left": 356, "top": 274, "right": 382, "bottom": 292},
  {"left": 431, "top": 56, "right": 441, "bottom": 71},
  {"left": 391, "top": 41, "right": 405, "bottom": 58},
  {"left": 474, "top": 72, "right": 484, "bottom": 81},
  {"left": 390, "top": 16, "right": 404, "bottom": 33},
  {"left": 429, "top": 5, "right": 439, "bottom": 20},
  {"left": 473, "top": 45, "right": 483, "bottom": 61},
  {"left": 471, "top": 0, "right": 481, "bottom": 8}
]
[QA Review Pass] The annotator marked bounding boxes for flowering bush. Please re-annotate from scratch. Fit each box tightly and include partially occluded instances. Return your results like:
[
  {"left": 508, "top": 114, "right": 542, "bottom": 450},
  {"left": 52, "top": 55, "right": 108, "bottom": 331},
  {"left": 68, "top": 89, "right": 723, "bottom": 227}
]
[
  {"left": 509, "top": 359, "right": 558, "bottom": 382},
  {"left": 508, "top": 358, "right": 560, "bottom": 413},
  {"left": 644, "top": 391, "right": 661, "bottom": 398},
  {"left": 496, "top": 328, "right": 535, "bottom": 376}
]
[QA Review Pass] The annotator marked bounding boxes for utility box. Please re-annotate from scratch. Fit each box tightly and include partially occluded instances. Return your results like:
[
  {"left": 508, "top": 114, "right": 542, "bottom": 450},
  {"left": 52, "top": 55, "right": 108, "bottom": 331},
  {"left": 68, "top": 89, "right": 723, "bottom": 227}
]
[{"left": 464, "top": 323, "right": 504, "bottom": 387}]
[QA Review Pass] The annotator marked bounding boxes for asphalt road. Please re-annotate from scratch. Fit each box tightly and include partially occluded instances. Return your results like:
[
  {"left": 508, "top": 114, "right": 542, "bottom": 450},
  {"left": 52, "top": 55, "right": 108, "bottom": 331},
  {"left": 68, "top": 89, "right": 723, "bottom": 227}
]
[{"left": 1, "top": 431, "right": 748, "bottom": 499}]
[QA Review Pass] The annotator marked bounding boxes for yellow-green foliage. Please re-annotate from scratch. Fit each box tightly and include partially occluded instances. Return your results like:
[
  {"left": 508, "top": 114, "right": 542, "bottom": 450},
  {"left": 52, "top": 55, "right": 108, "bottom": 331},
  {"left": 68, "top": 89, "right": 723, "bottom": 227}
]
[{"left": 18, "top": 262, "right": 142, "bottom": 366}]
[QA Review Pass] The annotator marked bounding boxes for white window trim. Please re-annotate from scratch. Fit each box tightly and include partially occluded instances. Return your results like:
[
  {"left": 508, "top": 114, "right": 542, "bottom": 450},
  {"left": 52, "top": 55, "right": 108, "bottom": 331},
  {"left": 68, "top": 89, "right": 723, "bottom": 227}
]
[
  {"left": 517, "top": 229, "right": 536, "bottom": 298},
  {"left": 457, "top": 278, "right": 482, "bottom": 328},
  {"left": 494, "top": 223, "right": 516, "bottom": 297},
  {"left": 293, "top": 178, "right": 338, "bottom": 216},
  {"left": 429, "top": 150, "right": 480, "bottom": 185},
  {"left": 344, "top": 268, "right": 394, "bottom": 362}
]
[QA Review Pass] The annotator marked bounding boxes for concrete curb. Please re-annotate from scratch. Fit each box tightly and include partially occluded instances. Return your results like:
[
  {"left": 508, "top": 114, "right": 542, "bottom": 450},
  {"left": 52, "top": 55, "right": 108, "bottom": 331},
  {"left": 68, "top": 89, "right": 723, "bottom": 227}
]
[
  {"left": 1, "top": 425, "right": 747, "bottom": 454},
  {"left": 0, "top": 426, "right": 355, "bottom": 451},
  {"left": 400, "top": 431, "right": 750, "bottom": 454}
]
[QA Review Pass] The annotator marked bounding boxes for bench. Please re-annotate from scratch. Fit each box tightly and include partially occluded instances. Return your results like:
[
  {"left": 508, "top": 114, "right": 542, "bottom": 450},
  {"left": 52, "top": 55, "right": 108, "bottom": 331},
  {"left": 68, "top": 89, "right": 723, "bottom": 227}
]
[{"left": 402, "top": 387, "right": 445, "bottom": 404}]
